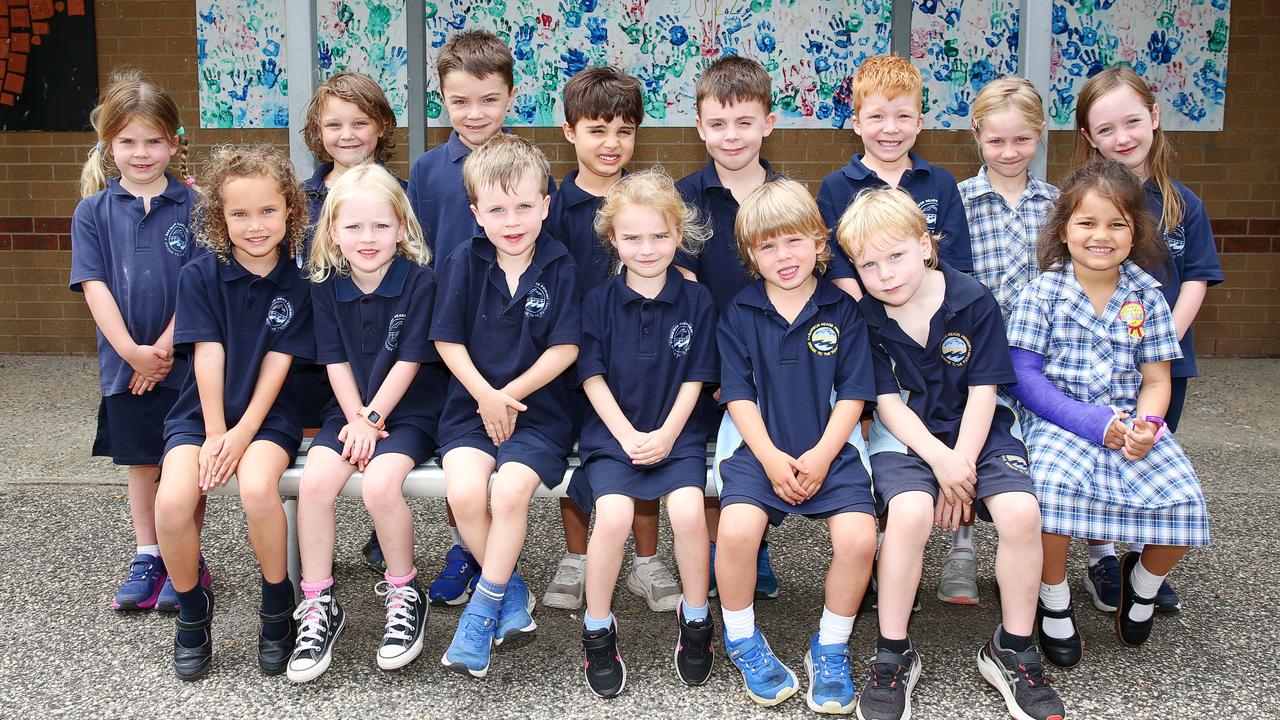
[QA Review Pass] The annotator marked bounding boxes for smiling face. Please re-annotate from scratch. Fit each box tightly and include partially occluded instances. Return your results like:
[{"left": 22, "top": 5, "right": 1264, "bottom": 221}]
[
  {"left": 610, "top": 204, "right": 678, "bottom": 282},
  {"left": 110, "top": 118, "right": 177, "bottom": 189},
  {"left": 975, "top": 108, "right": 1039, "bottom": 183},
  {"left": 695, "top": 97, "right": 776, "bottom": 173},
  {"left": 749, "top": 231, "right": 822, "bottom": 292},
  {"left": 854, "top": 93, "right": 922, "bottom": 169},
  {"left": 853, "top": 231, "right": 933, "bottom": 308},
  {"left": 470, "top": 173, "right": 550, "bottom": 260},
  {"left": 1064, "top": 190, "right": 1134, "bottom": 279},
  {"left": 331, "top": 192, "right": 402, "bottom": 282},
  {"left": 1082, "top": 85, "right": 1159, "bottom": 176},
  {"left": 319, "top": 96, "right": 383, "bottom": 172},
  {"left": 564, "top": 115, "right": 636, "bottom": 189},
  {"left": 222, "top": 174, "right": 288, "bottom": 269},
  {"left": 442, "top": 70, "right": 515, "bottom": 149}
]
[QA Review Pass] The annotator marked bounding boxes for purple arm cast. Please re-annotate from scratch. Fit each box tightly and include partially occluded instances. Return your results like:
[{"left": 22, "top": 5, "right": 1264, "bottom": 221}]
[{"left": 1008, "top": 347, "right": 1115, "bottom": 445}]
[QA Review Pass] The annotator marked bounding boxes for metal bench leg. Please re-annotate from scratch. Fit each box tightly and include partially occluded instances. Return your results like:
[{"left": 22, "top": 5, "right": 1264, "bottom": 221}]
[{"left": 284, "top": 498, "right": 301, "bottom": 592}]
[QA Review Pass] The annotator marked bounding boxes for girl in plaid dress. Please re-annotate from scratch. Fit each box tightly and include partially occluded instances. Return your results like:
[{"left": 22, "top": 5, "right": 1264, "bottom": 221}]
[{"left": 1006, "top": 160, "right": 1209, "bottom": 669}]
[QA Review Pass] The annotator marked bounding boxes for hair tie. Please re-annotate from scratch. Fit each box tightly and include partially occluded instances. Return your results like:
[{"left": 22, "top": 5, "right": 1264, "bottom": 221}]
[
  {"left": 184, "top": 177, "right": 196, "bottom": 187},
  {"left": 176, "top": 126, "right": 186, "bottom": 136},
  {"left": 89, "top": 141, "right": 103, "bottom": 156}
]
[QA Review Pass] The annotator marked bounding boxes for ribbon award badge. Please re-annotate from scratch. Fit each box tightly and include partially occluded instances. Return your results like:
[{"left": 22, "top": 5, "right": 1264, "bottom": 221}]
[{"left": 1119, "top": 301, "right": 1145, "bottom": 340}]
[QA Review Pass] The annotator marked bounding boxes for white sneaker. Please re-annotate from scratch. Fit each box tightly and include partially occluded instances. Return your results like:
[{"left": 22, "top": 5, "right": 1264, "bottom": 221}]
[
  {"left": 627, "top": 557, "right": 681, "bottom": 612},
  {"left": 542, "top": 553, "right": 586, "bottom": 610}
]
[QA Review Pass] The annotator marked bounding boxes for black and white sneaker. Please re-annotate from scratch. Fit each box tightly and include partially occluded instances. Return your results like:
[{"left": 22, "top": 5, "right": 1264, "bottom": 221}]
[
  {"left": 583, "top": 622, "right": 627, "bottom": 698},
  {"left": 286, "top": 589, "right": 346, "bottom": 683},
  {"left": 976, "top": 639, "right": 1066, "bottom": 720},
  {"left": 376, "top": 578, "right": 427, "bottom": 670},
  {"left": 674, "top": 605, "right": 714, "bottom": 686},
  {"left": 856, "top": 646, "right": 921, "bottom": 720}
]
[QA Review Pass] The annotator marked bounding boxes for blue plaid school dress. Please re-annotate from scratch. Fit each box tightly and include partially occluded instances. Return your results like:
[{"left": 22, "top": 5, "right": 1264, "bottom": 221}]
[
  {"left": 1006, "top": 261, "right": 1210, "bottom": 547},
  {"left": 959, "top": 168, "right": 1058, "bottom": 320}
]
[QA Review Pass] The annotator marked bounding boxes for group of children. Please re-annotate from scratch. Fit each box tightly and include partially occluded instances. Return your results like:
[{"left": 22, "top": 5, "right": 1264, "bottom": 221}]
[{"left": 73, "top": 28, "right": 1221, "bottom": 720}]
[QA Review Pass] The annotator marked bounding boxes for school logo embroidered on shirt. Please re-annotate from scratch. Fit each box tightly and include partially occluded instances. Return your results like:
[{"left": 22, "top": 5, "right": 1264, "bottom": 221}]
[
  {"left": 917, "top": 198, "right": 939, "bottom": 229},
  {"left": 669, "top": 321, "right": 693, "bottom": 358},
  {"left": 386, "top": 313, "right": 406, "bottom": 351},
  {"left": 266, "top": 297, "right": 294, "bottom": 332},
  {"left": 1119, "top": 301, "right": 1146, "bottom": 340},
  {"left": 1001, "top": 454, "right": 1029, "bottom": 474},
  {"left": 807, "top": 323, "right": 840, "bottom": 356},
  {"left": 164, "top": 223, "right": 189, "bottom": 255},
  {"left": 1163, "top": 224, "right": 1186, "bottom": 257},
  {"left": 524, "top": 282, "right": 549, "bottom": 318},
  {"left": 940, "top": 332, "right": 971, "bottom": 367}
]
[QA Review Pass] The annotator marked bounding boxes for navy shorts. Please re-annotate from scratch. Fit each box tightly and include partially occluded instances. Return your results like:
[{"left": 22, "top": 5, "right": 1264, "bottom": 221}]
[
  {"left": 311, "top": 416, "right": 437, "bottom": 466},
  {"left": 93, "top": 389, "right": 179, "bottom": 465},
  {"left": 719, "top": 443, "right": 876, "bottom": 527},
  {"left": 439, "top": 427, "right": 570, "bottom": 490},
  {"left": 721, "top": 494, "right": 875, "bottom": 527},
  {"left": 162, "top": 428, "right": 301, "bottom": 467},
  {"left": 578, "top": 456, "right": 707, "bottom": 512},
  {"left": 287, "top": 365, "right": 334, "bottom": 430},
  {"left": 870, "top": 448, "right": 1034, "bottom": 521}
]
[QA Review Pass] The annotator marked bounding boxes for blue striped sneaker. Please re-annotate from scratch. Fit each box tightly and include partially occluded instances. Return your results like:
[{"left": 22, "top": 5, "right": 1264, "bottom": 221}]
[
  {"left": 724, "top": 627, "right": 798, "bottom": 707},
  {"left": 441, "top": 602, "right": 499, "bottom": 678},
  {"left": 112, "top": 553, "right": 167, "bottom": 610},
  {"left": 756, "top": 545, "right": 780, "bottom": 598},
  {"left": 804, "top": 633, "right": 856, "bottom": 714},
  {"left": 496, "top": 571, "right": 536, "bottom": 646}
]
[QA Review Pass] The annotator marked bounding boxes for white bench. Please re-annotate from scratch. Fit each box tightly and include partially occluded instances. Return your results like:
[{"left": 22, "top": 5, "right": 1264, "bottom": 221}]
[{"left": 212, "top": 439, "right": 719, "bottom": 586}]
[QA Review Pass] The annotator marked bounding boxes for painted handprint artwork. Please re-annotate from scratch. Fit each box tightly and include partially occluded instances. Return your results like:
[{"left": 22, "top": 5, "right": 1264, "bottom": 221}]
[
  {"left": 911, "top": 0, "right": 1020, "bottom": 129},
  {"left": 317, "top": 0, "right": 410, "bottom": 124},
  {"left": 197, "top": 0, "right": 288, "bottom": 128}
]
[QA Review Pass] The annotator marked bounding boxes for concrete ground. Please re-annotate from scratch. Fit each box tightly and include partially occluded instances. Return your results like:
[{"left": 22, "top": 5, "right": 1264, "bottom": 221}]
[{"left": 1, "top": 355, "right": 1276, "bottom": 719}]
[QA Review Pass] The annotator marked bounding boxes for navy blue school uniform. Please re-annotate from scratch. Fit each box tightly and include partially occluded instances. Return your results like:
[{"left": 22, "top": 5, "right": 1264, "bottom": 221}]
[
  {"left": 407, "top": 131, "right": 556, "bottom": 264},
  {"left": 716, "top": 278, "right": 878, "bottom": 525},
  {"left": 860, "top": 263, "right": 1031, "bottom": 518},
  {"left": 163, "top": 249, "right": 315, "bottom": 461},
  {"left": 429, "top": 233, "right": 582, "bottom": 488},
  {"left": 675, "top": 158, "right": 783, "bottom": 312},
  {"left": 310, "top": 256, "right": 445, "bottom": 465},
  {"left": 546, "top": 169, "right": 622, "bottom": 290},
  {"left": 575, "top": 268, "right": 719, "bottom": 511},
  {"left": 70, "top": 174, "right": 201, "bottom": 465},
  {"left": 818, "top": 151, "right": 973, "bottom": 281}
]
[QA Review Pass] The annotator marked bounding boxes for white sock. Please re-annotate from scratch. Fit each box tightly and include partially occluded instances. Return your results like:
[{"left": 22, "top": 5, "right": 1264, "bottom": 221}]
[
  {"left": 1086, "top": 542, "right": 1116, "bottom": 567},
  {"left": 1128, "top": 561, "right": 1163, "bottom": 623},
  {"left": 449, "top": 526, "right": 464, "bottom": 548},
  {"left": 950, "top": 525, "right": 974, "bottom": 552},
  {"left": 817, "top": 607, "right": 855, "bottom": 646},
  {"left": 564, "top": 552, "right": 586, "bottom": 564},
  {"left": 137, "top": 544, "right": 161, "bottom": 557},
  {"left": 722, "top": 604, "right": 756, "bottom": 643},
  {"left": 634, "top": 553, "right": 657, "bottom": 565},
  {"left": 1129, "top": 542, "right": 1146, "bottom": 554},
  {"left": 1038, "top": 581, "right": 1075, "bottom": 639}
]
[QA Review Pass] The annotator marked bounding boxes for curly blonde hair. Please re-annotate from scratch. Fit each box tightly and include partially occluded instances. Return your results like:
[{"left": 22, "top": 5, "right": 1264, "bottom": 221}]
[
  {"left": 593, "top": 168, "right": 708, "bottom": 260},
  {"left": 194, "top": 144, "right": 308, "bottom": 262},
  {"left": 309, "top": 164, "right": 429, "bottom": 282}
]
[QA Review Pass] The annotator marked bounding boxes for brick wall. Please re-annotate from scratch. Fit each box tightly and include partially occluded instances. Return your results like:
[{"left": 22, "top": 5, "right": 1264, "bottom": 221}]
[{"left": 2, "top": 0, "right": 1277, "bottom": 356}]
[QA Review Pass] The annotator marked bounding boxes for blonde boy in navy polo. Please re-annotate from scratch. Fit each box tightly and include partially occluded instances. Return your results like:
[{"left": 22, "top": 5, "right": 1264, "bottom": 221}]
[
  {"left": 839, "top": 188, "right": 1064, "bottom": 720},
  {"left": 432, "top": 135, "right": 581, "bottom": 678},
  {"left": 818, "top": 55, "right": 972, "bottom": 300}
]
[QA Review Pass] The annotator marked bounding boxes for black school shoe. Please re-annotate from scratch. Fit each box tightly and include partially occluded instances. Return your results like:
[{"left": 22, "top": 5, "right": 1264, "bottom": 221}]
[
  {"left": 258, "top": 606, "right": 298, "bottom": 675},
  {"left": 173, "top": 590, "right": 214, "bottom": 681},
  {"left": 1115, "top": 551, "right": 1157, "bottom": 647},
  {"left": 674, "top": 606, "right": 714, "bottom": 686},
  {"left": 1035, "top": 600, "right": 1082, "bottom": 669},
  {"left": 583, "top": 622, "right": 627, "bottom": 698}
]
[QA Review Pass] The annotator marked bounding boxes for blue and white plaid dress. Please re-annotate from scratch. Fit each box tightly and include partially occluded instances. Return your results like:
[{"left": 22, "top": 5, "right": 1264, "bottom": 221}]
[
  {"left": 1007, "top": 262, "right": 1210, "bottom": 546},
  {"left": 959, "top": 168, "right": 1058, "bottom": 320}
]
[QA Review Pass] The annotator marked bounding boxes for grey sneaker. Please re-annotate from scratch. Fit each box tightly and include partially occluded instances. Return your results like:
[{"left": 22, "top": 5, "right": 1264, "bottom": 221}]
[
  {"left": 938, "top": 547, "right": 980, "bottom": 605},
  {"left": 627, "top": 558, "right": 681, "bottom": 612},
  {"left": 976, "top": 639, "right": 1066, "bottom": 720},
  {"left": 542, "top": 554, "right": 585, "bottom": 610},
  {"left": 857, "top": 646, "right": 922, "bottom": 720}
]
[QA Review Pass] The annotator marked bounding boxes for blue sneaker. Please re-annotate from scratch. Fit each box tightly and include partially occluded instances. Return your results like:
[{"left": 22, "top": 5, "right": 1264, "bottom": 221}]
[
  {"left": 155, "top": 556, "right": 212, "bottom": 613},
  {"left": 1084, "top": 555, "right": 1122, "bottom": 612},
  {"left": 441, "top": 602, "right": 498, "bottom": 678},
  {"left": 1155, "top": 577, "right": 1182, "bottom": 614},
  {"left": 428, "top": 545, "right": 478, "bottom": 606},
  {"left": 756, "top": 545, "right": 780, "bottom": 599},
  {"left": 361, "top": 530, "right": 386, "bottom": 573},
  {"left": 495, "top": 571, "right": 536, "bottom": 646},
  {"left": 112, "top": 553, "right": 167, "bottom": 610},
  {"left": 708, "top": 542, "right": 718, "bottom": 598},
  {"left": 804, "top": 633, "right": 856, "bottom": 714},
  {"left": 724, "top": 628, "right": 799, "bottom": 707}
]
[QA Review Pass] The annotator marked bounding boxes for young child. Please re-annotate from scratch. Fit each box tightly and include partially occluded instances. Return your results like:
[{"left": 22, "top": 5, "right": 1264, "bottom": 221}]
[
  {"left": 154, "top": 145, "right": 315, "bottom": 680},
  {"left": 841, "top": 188, "right": 1065, "bottom": 720},
  {"left": 542, "top": 66, "right": 672, "bottom": 614},
  {"left": 285, "top": 165, "right": 442, "bottom": 683},
  {"left": 70, "top": 71, "right": 204, "bottom": 613},
  {"left": 676, "top": 54, "right": 783, "bottom": 599},
  {"left": 577, "top": 170, "right": 718, "bottom": 698},
  {"left": 432, "top": 134, "right": 580, "bottom": 678},
  {"left": 1006, "top": 159, "right": 1210, "bottom": 669},
  {"left": 1070, "top": 66, "right": 1223, "bottom": 613},
  {"left": 817, "top": 55, "right": 972, "bottom": 300},
  {"left": 716, "top": 179, "right": 877, "bottom": 712},
  {"left": 941, "top": 78, "right": 1060, "bottom": 606}
]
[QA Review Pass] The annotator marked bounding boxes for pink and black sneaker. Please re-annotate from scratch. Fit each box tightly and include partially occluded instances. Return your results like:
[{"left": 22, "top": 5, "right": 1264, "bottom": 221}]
[
  {"left": 156, "top": 556, "right": 212, "bottom": 612},
  {"left": 112, "top": 553, "right": 167, "bottom": 610}
]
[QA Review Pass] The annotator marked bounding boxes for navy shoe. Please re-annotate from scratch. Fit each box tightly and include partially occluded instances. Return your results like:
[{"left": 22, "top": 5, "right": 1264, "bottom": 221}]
[
  {"left": 112, "top": 553, "right": 167, "bottom": 610},
  {"left": 708, "top": 542, "right": 718, "bottom": 598},
  {"left": 583, "top": 621, "right": 627, "bottom": 698},
  {"left": 674, "top": 604, "right": 714, "bottom": 686},
  {"left": 428, "top": 544, "right": 478, "bottom": 606},
  {"left": 156, "top": 556, "right": 211, "bottom": 613},
  {"left": 1084, "top": 555, "right": 1122, "bottom": 612},
  {"left": 756, "top": 545, "right": 780, "bottom": 599},
  {"left": 1155, "top": 578, "right": 1182, "bottom": 614},
  {"left": 857, "top": 645, "right": 922, "bottom": 720},
  {"left": 376, "top": 578, "right": 428, "bottom": 670},
  {"left": 361, "top": 530, "right": 386, "bottom": 574}
]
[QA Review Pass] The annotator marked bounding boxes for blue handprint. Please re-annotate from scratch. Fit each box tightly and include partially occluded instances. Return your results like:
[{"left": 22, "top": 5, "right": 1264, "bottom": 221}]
[
  {"left": 587, "top": 17, "right": 607, "bottom": 45},
  {"left": 446, "top": 12, "right": 467, "bottom": 30},
  {"left": 581, "top": 0, "right": 597, "bottom": 11},
  {"left": 317, "top": 41, "right": 334, "bottom": 70},
  {"left": 259, "top": 58, "right": 281, "bottom": 90},
  {"left": 944, "top": 7, "right": 960, "bottom": 27},
  {"left": 1079, "top": 26, "right": 1098, "bottom": 48},
  {"left": 1146, "top": 30, "right": 1180, "bottom": 65},
  {"left": 804, "top": 28, "right": 829, "bottom": 57},
  {"left": 755, "top": 21, "right": 777, "bottom": 54},
  {"left": 559, "top": 0, "right": 582, "bottom": 28},
  {"left": 828, "top": 17, "right": 852, "bottom": 49},
  {"left": 1172, "top": 92, "right": 1205, "bottom": 122},
  {"left": 561, "top": 48, "right": 589, "bottom": 77},
  {"left": 513, "top": 24, "right": 535, "bottom": 61},
  {"left": 657, "top": 15, "right": 689, "bottom": 47},
  {"left": 918, "top": 0, "right": 938, "bottom": 14},
  {"left": 1051, "top": 4, "right": 1068, "bottom": 34},
  {"left": 383, "top": 46, "right": 408, "bottom": 75},
  {"left": 968, "top": 59, "right": 998, "bottom": 90}
]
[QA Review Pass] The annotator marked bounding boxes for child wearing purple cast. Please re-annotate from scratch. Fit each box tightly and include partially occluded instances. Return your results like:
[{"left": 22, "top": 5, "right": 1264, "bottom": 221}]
[{"left": 70, "top": 71, "right": 206, "bottom": 614}]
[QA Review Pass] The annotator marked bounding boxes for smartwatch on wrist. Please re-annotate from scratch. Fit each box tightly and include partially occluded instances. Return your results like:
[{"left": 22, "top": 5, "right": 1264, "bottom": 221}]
[{"left": 357, "top": 406, "right": 385, "bottom": 430}]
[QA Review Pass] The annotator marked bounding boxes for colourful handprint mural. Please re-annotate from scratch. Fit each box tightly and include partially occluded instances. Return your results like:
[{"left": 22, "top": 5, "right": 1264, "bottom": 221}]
[
  {"left": 911, "top": 0, "right": 1020, "bottom": 129},
  {"left": 197, "top": 0, "right": 289, "bottom": 128}
]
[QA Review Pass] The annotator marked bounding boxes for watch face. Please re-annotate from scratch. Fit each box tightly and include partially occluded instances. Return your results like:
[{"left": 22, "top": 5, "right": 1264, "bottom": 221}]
[{"left": 368, "top": 410, "right": 382, "bottom": 424}]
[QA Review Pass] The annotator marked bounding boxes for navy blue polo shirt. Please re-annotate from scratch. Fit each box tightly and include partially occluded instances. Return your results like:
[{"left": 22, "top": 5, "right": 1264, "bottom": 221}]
[
  {"left": 70, "top": 174, "right": 201, "bottom": 396},
  {"left": 312, "top": 256, "right": 445, "bottom": 430},
  {"left": 578, "top": 268, "right": 719, "bottom": 465},
  {"left": 302, "top": 161, "right": 409, "bottom": 261},
  {"left": 675, "top": 158, "right": 783, "bottom": 311},
  {"left": 429, "top": 233, "right": 582, "bottom": 449},
  {"left": 1145, "top": 179, "right": 1224, "bottom": 379},
  {"left": 818, "top": 152, "right": 973, "bottom": 280},
  {"left": 547, "top": 169, "right": 622, "bottom": 290},
  {"left": 718, "top": 278, "right": 876, "bottom": 456},
  {"left": 859, "top": 262, "right": 1021, "bottom": 454},
  {"left": 164, "top": 250, "right": 315, "bottom": 441}
]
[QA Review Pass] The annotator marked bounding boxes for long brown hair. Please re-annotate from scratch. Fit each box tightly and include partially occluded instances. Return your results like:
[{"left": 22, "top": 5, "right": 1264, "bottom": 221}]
[
  {"left": 1038, "top": 159, "right": 1167, "bottom": 276},
  {"left": 80, "top": 70, "right": 189, "bottom": 198}
]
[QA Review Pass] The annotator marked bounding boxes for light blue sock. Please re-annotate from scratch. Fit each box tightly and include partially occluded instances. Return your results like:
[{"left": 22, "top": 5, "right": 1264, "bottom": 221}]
[
  {"left": 473, "top": 576, "right": 506, "bottom": 614},
  {"left": 681, "top": 596, "right": 710, "bottom": 623},
  {"left": 584, "top": 610, "right": 614, "bottom": 632}
]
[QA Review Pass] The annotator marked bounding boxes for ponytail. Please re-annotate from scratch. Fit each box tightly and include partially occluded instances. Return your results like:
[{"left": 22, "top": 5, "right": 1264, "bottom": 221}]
[{"left": 79, "top": 142, "right": 111, "bottom": 199}]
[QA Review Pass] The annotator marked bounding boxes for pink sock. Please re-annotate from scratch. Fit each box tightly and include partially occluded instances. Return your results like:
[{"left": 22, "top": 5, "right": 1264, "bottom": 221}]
[
  {"left": 300, "top": 577, "right": 334, "bottom": 599},
  {"left": 384, "top": 569, "right": 417, "bottom": 588}
]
